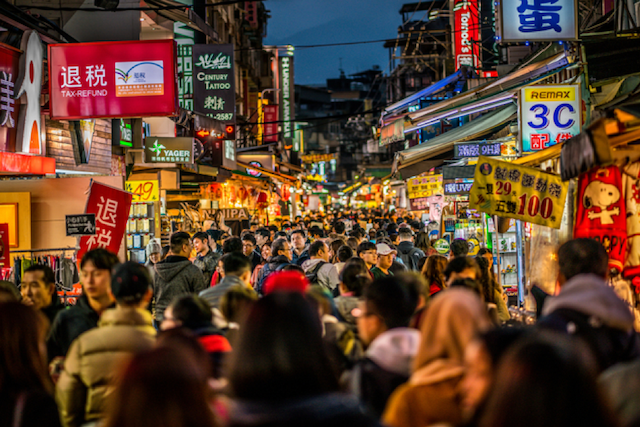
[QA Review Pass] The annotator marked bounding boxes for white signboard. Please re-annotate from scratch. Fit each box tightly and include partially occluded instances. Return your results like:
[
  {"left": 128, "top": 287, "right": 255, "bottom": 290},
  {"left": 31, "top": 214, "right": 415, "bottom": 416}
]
[
  {"left": 499, "top": 0, "right": 578, "bottom": 42},
  {"left": 519, "top": 84, "right": 581, "bottom": 153}
]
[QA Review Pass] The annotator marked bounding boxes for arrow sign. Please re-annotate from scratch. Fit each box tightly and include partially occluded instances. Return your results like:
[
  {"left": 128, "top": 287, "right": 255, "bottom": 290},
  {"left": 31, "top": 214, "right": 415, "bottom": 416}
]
[{"left": 66, "top": 214, "right": 97, "bottom": 237}]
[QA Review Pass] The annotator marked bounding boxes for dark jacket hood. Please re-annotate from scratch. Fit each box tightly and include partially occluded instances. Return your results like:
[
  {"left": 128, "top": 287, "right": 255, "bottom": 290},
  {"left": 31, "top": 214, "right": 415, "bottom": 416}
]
[
  {"left": 267, "top": 255, "right": 291, "bottom": 268},
  {"left": 155, "top": 256, "right": 193, "bottom": 282},
  {"left": 396, "top": 241, "right": 415, "bottom": 252}
]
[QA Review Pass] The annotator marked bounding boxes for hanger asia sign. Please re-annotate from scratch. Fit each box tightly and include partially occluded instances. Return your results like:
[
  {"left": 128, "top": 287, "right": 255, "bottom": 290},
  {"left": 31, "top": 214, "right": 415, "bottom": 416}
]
[
  {"left": 498, "top": 0, "right": 578, "bottom": 42},
  {"left": 48, "top": 39, "right": 178, "bottom": 120},
  {"left": 454, "top": 0, "right": 480, "bottom": 70}
]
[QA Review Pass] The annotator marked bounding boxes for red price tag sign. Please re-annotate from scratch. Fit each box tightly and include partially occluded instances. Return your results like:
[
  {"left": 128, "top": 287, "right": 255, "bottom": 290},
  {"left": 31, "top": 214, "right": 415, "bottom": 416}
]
[{"left": 125, "top": 180, "right": 159, "bottom": 202}]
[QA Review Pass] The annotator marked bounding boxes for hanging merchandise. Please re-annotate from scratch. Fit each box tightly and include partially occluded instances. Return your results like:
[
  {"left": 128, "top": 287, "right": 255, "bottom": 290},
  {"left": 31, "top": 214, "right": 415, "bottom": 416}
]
[
  {"left": 624, "top": 162, "right": 640, "bottom": 278},
  {"left": 574, "top": 166, "right": 627, "bottom": 273},
  {"left": 256, "top": 192, "right": 269, "bottom": 210},
  {"left": 238, "top": 186, "right": 248, "bottom": 202},
  {"left": 282, "top": 184, "right": 291, "bottom": 201}
]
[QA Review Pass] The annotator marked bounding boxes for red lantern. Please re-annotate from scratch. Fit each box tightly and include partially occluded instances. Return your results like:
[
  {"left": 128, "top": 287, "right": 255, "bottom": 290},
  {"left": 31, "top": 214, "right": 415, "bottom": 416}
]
[{"left": 281, "top": 185, "right": 291, "bottom": 201}]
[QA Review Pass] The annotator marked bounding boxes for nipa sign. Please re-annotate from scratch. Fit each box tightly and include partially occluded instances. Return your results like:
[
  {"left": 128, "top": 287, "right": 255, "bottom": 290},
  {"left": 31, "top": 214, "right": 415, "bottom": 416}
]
[{"left": 216, "top": 208, "right": 249, "bottom": 221}]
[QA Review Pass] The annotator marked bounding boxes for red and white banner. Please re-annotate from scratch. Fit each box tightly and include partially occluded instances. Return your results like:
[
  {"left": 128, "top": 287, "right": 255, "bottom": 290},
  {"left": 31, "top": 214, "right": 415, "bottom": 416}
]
[
  {"left": 454, "top": 0, "right": 480, "bottom": 71},
  {"left": 77, "top": 181, "right": 133, "bottom": 262},
  {"left": 263, "top": 104, "right": 278, "bottom": 143},
  {"left": 48, "top": 39, "right": 178, "bottom": 120},
  {"left": 0, "top": 223, "right": 9, "bottom": 268}
]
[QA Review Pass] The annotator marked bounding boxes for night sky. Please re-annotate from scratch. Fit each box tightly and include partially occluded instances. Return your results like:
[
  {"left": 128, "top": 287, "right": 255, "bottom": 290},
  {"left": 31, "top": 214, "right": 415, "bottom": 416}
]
[{"left": 264, "top": 0, "right": 411, "bottom": 86}]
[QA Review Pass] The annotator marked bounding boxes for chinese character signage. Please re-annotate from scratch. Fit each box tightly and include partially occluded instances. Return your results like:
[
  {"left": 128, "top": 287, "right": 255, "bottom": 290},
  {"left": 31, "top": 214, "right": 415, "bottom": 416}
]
[
  {"left": 454, "top": 141, "right": 502, "bottom": 158},
  {"left": 407, "top": 175, "right": 443, "bottom": 198},
  {"left": 379, "top": 120, "right": 405, "bottom": 146},
  {"left": 0, "top": 39, "right": 21, "bottom": 154},
  {"left": 144, "top": 137, "right": 194, "bottom": 164},
  {"left": 77, "top": 182, "right": 133, "bottom": 262},
  {"left": 124, "top": 180, "right": 159, "bottom": 202},
  {"left": 263, "top": 104, "right": 279, "bottom": 143},
  {"left": 0, "top": 223, "right": 9, "bottom": 268},
  {"left": 65, "top": 214, "right": 96, "bottom": 237},
  {"left": 499, "top": 0, "right": 578, "bottom": 42},
  {"left": 409, "top": 197, "right": 429, "bottom": 211},
  {"left": 175, "top": 19, "right": 195, "bottom": 111},
  {"left": 469, "top": 156, "right": 569, "bottom": 228},
  {"left": 444, "top": 180, "right": 474, "bottom": 195},
  {"left": 454, "top": 0, "right": 480, "bottom": 70},
  {"left": 520, "top": 84, "right": 580, "bottom": 152},
  {"left": 193, "top": 44, "right": 235, "bottom": 123},
  {"left": 48, "top": 39, "right": 178, "bottom": 120},
  {"left": 279, "top": 55, "right": 294, "bottom": 147}
]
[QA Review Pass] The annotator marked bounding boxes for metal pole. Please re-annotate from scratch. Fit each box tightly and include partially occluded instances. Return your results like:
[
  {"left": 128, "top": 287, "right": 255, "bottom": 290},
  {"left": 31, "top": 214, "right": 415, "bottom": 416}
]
[{"left": 516, "top": 219, "right": 526, "bottom": 306}]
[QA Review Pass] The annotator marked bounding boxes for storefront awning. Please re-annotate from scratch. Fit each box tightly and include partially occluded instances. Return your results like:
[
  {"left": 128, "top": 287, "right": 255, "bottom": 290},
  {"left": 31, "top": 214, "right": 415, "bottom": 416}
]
[
  {"left": 393, "top": 104, "right": 517, "bottom": 177},
  {"left": 384, "top": 69, "right": 466, "bottom": 115},
  {"left": 236, "top": 161, "right": 297, "bottom": 184}
]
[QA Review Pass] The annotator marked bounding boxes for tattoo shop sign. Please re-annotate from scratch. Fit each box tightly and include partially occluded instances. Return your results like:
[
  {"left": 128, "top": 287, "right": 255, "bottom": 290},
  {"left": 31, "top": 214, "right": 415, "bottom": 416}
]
[
  {"left": 193, "top": 44, "right": 235, "bottom": 123},
  {"left": 469, "top": 156, "right": 568, "bottom": 229},
  {"left": 77, "top": 182, "right": 133, "bottom": 262},
  {"left": 497, "top": 0, "right": 578, "bottom": 42}
]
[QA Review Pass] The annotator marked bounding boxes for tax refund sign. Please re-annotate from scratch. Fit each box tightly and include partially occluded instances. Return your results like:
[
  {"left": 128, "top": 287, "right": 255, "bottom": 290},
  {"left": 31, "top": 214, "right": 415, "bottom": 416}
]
[{"left": 520, "top": 84, "right": 580, "bottom": 153}]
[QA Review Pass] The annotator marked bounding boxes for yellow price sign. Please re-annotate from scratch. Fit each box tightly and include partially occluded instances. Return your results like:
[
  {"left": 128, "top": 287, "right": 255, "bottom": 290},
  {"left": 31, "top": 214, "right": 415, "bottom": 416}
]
[
  {"left": 125, "top": 180, "right": 159, "bottom": 202},
  {"left": 469, "top": 156, "right": 568, "bottom": 229}
]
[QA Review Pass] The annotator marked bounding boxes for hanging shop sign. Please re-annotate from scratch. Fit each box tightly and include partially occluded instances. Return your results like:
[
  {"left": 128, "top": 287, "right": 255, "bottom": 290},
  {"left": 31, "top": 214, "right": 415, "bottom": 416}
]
[
  {"left": 407, "top": 175, "right": 443, "bottom": 198},
  {"left": 498, "top": 0, "right": 578, "bottom": 42},
  {"left": 263, "top": 104, "right": 279, "bottom": 143},
  {"left": 246, "top": 161, "right": 263, "bottom": 177},
  {"left": 193, "top": 44, "right": 235, "bottom": 123},
  {"left": 301, "top": 153, "right": 338, "bottom": 163},
  {"left": 409, "top": 197, "right": 429, "bottom": 211},
  {"left": 48, "top": 39, "right": 178, "bottom": 120},
  {"left": 144, "top": 137, "right": 194, "bottom": 163},
  {"left": 520, "top": 84, "right": 581, "bottom": 152},
  {"left": 454, "top": 0, "right": 480, "bottom": 70},
  {"left": 279, "top": 55, "right": 295, "bottom": 147},
  {"left": 112, "top": 119, "right": 134, "bottom": 147},
  {"left": 379, "top": 119, "right": 405, "bottom": 146},
  {"left": 443, "top": 165, "right": 476, "bottom": 180},
  {"left": 0, "top": 223, "right": 9, "bottom": 268},
  {"left": 0, "top": 39, "right": 21, "bottom": 154},
  {"left": 77, "top": 182, "right": 133, "bottom": 262},
  {"left": 175, "top": 19, "right": 195, "bottom": 111},
  {"left": 453, "top": 141, "right": 502, "bottom": 159},
  {"left": 65, "top": 214, "right": 96, "bottom": 237},
  {"left": 125, "top": 180, "right": 160, "bottom": 202},
  {"left": 216, "top": 208, "right": 250, "bottom": 221},
  {"left": 469, "top": 156, "right": 569, "bottom": 229},
  {"left": 433, "top": 238, "right": 450, "bottom": 254},
  {"left": 444, "top": 180, "right": 474, "bottom": 195}
]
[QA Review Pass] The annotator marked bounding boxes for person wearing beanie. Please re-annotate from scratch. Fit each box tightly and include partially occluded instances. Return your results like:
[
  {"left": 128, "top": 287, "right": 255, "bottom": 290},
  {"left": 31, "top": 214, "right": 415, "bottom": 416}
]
[
  {"left": 145, "top": 238, "right": 163, "bottom": 280},
  {"left": 56, "top": 262, "right": 156, "bottom": 427}
]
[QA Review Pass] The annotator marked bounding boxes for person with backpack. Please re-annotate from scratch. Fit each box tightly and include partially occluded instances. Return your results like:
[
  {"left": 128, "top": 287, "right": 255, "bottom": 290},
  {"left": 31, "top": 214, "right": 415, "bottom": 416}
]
[
  {"left": 255, "top": 238, "right": 292, "bottom": 296},
  {"left": 302, "top": 240, "right": 340, "bottom": 295},
  {"left": 396, "top": 228, "right": 425, "bottom": 271}
]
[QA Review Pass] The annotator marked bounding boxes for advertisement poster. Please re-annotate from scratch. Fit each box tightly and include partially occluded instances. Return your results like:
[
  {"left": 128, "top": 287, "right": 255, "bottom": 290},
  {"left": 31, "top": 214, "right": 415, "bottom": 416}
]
[
  {"left": 0, "top": 223, "right": 9, "bottom": 268},
  {"left": 125, "top": 180, "right": 159, "bottom": 202},
  {"left": 263, "top": 104, "right": 279, "bottom": 143},
  {"left": 279, "top": 55, "right": 294, "bottom": 147},
  {"left": 192, "top": 44, "right": 235, "bottom": 123},
  {"left": 499, "top": 0, "right": 578, "bottom": 42},
  {"left": 469, "top": 156, "right": 569, "bottom": 229},
  {"left": 77, "top": 182, "right": 133, "bottom": 262},
  {"left": 48, "top": 39, "right": 178, "bottom": 120},
  {"left": 407, "top": 175, "right": 443, "bottom": 198},
  {"left": 454, "top": 0, "right": 480, "bottom": 70}
]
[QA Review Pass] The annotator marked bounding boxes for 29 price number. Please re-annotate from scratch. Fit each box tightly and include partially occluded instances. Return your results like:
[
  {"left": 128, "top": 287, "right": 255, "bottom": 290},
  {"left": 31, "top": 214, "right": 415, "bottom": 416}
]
[{"left": 125, "top": 180, "right": 159, "bottom": 202}]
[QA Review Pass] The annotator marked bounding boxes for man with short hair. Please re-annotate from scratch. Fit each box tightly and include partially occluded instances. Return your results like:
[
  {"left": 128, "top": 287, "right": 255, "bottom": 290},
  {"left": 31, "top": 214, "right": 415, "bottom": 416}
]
[
  {"left": 222, "top": 236, "right": 244, "bottom": 254},
  {"left": 241, "top": 233, "right": 262, "bottom": 270},
  {"left": 371, "top": 243, "right": 396, "bottom": 280},
  {"left": 255, "top": 227, "right": 271, "bottom": 248},
  {"left": 302, "top": 240, "right": 340, "bottom": 293},
  {"left": 358, "top": 241, "right": 378, "bottom": 276},
  {"left": 192, "top": 231, "right": 219, "bottom": 286},
  {"left": 396, "top": 229, "right": 425, "bottom": 271},
  {"left": 348, "top": 276, "right": 421, "bottom": 418},
  {"left": 450, "top": 238, "right": 469, "bottom": 258},
  {"left": 153, "top": 232, "right": 207, "bottom": 323},
  {"left": 291, "top": 229, "right": 310, "bottom": 266},
  {"left": 200, "top": 252, "right": 252, "bottom": 310},
  {"left": 48, "top": 249, "right": 119, "bottom": 360},
  {"left": 20, "top": 264, "right": 63, "bottom": 324},
  {"left": 538, "top": 238, "right": 640, "bottom": 372},
  {"left": 56, "top": 262, "right": 155, "bottom": 427},
  {"left": 334, "top": 220, "right": 346, "bottom": 236},
  {"left": 255, "top": 237, "right": 292, "bottom": 295},
  {"left": 444, "top": 257, "right": 478, "bottom": 287}
]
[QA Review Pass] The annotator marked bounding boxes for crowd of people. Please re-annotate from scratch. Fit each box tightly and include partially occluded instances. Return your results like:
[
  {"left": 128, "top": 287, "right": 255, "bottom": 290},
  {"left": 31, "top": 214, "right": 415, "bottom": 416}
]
[{"left": 2, "top": 210, "right": 640, "bottom": 427}]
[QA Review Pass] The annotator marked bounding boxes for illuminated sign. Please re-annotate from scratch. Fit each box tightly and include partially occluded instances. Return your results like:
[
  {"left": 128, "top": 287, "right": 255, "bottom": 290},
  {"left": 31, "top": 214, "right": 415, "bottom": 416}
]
[
  {"left": 454, "top": 0, "right": 480, "bottom": 70},
  {"left": 454, "top": 142, "right": 502, "bottom": 158},
  {"left": 17, "top": 31, "right": 44, "bottom": 155},
  {"left": 444, "top": 180, "right": 474, "bottom": 195},
  {"left": 498, "top": 0, "right": 578, "bottom": 42},
  {"left": 193, "top": 44, "right": 235, "bottom": 123},
  {"left": 263, "top": 104, "right": 278, "bottom": 143},
  {"left": 175, "top": 17, "right": 194, "bottom": 110},
  {"left": 246, "top": 161, "right": 262, "bottom": 177},
  {"left": 279, "top": 55, "right": 294, "bottom": 146},
  {"left": 144, "top": 137, "right": 194, "bottom": 163}
]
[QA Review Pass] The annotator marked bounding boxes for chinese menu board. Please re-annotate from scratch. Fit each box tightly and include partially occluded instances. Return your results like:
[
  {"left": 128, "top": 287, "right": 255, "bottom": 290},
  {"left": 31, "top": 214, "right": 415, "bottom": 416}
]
[
  {"left": 469, "top": 156, "right": 568, "bottom": 229},
  {"left": 407, "top": 175, "right": 443, "bottom": 198}
]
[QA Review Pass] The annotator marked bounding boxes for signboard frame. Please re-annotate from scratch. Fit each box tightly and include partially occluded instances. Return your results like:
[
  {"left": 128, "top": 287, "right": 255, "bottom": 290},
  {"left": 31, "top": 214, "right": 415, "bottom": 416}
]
[
  {"left": 65, "top": 214, "right": 96, "bottom": 237},
  {"left": 144, "top": 137, "right": 194, "bottom": 164},
  {"left": 498, "top": 0, "right": 578, "bottom": 42}
]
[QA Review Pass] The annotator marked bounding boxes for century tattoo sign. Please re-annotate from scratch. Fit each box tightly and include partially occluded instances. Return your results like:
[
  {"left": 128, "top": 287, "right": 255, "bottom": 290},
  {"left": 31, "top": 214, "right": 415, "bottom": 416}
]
[
  {"left": 193, "top": 44, "right": 235, "bottom": 123},
  {"left": 498, "top": 0, "right": 578, "bottom": 42}
]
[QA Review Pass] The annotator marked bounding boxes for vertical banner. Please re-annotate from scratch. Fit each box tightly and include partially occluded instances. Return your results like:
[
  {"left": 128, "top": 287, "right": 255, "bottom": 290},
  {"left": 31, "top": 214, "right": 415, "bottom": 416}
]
[
  {"left": 77, "top": 182, "right": 133, "bottom": 262},
  {"left": 0, "top": 223, "right": 9, "bottom": 268},
  {"left": 454, "top": 0, "right": 480, "bottom": 70},
  {"left": 174, "top": 4, "right": 195, "bottom": 111},
  {"left": 279, "top": 55, "right": 295, "bottom": 147},
  {"left": 263, "top": 104, "right": 279, "bottom": 143},
  {"left": 193, "top": 44, "right": 236, "bottom": 123}
]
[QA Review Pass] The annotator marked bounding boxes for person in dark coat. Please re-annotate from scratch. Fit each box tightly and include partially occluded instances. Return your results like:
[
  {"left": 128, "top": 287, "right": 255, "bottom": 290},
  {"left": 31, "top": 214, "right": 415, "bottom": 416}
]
[
  {"left": 20, "top": 264, "right": 64, "bottom": 325},
  {"left": 200, "top": 253, "right": 253, "bottom": 310},
  {"left": 192, "top": 231, "right": 220, "bottom": 286},
  {"left": 242, "top": 233, "right": 263, "bottom": 271},
  {"left": 255, "top": 238, "right": 292, "bottom": 296}
]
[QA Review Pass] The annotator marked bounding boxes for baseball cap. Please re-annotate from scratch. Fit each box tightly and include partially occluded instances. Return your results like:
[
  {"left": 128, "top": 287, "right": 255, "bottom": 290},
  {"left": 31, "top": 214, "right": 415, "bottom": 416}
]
[
  {"left": 111, "top": 261, "right": 151, "bottom": 303},
  {"left": 376, "top": 243, "right": 397, "bottom": 256}
]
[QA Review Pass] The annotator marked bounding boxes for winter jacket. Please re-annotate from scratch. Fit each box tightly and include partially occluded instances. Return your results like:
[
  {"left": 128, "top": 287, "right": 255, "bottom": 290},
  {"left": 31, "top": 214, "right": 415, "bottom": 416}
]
[
  {"left": 345, "top": 328, "right": 421, "bottom": 418},
  {"left": 228, "top": 393, "right": 382, "bottom": 427},
  {"left": 293, "top": 249, "right": 310, "bottom": 266},
  {"left": 47, "top": 295, "right": 115, "bottom": 361},
  {"left": 538, "top": 274, "right": 640, "bottom": 372},
  {"left": 249, "top": 250, "right": 263, "bottom": 271},
  {"left": 335, "top": 295, "right": 359, "bottom": 325},
  {"left": 200, "top": 274, "right": 247, "bottom": 310},
  {"left": 256, "top": 255, "right": 291, "bottom": 295},
  {"left": 193, "top": 249, "right": 220, "bottom": 286},
  {"left": 302, "top": 259, "right": 340, "bottom": 292},
  {"left": 396, "top": 242, "right": 424, "bottom": 271},
  {"left": 191, "top": 323, "right": 232, "bottom": 379},
  {"left": 600, "top": 358, "right": 640, "bottom": 427},
  {"left": 42, "top": 294, "right": 65, "bottom": 325},
  {"left": 0, "top": 389, "right": 62, "bottom": 427},
  {"left": 56, "top": 306, "right": 156, "bottom": 427},
  {"left": 153, "top": 255, "right": 207, "bottom": 321}
]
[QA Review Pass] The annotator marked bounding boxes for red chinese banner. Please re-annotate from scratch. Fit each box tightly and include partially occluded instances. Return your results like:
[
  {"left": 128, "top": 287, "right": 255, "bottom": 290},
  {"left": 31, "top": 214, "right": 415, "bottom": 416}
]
[
  {"left": 263, "top": 104, "right": 279, "bottom": 143},
  {"left": 77, "top": 181, "right": 133, "bottom": 262},
  {"left": 454, "top": 0, "right": 480, "bottom": 71},
  {"left": 0, "top": 223, "right": 9, "bottom": 268},
  {"left": 48, "top": 39, "right": 178, "bottom": 120}
]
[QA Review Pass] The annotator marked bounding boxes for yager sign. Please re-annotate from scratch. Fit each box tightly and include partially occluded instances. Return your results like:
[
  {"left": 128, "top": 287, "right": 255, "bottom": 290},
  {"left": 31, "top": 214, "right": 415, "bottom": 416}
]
[{"left": 144, "top": 137, "right": 194, "bottom": 164}]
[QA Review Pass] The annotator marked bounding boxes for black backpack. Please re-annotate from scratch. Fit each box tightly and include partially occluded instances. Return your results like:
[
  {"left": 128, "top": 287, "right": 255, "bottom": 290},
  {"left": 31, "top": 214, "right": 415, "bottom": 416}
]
[
  {"left": 398, "top": 247, "right": 422, "bottom": 271},
  {"left": 305, "top": 261, "right": 327, "bottom": 286}
]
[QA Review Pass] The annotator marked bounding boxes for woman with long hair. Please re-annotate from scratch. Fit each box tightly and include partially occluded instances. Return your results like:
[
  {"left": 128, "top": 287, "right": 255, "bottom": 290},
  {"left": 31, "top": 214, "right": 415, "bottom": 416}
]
[
  {"left": 421, "top": 254, "right": 448, "bottom": 296},
  {"left": 0, "top": 302, "right": 61, "bottom": 427},
  {"left": 227, "top": 292, "right": 379, "bottom": 427},
  {"left": 414, "top": 231, "right": 431, "bottom": 254},
  {"left": 250, "top": 243, "right": 271, "bottom": 287},
  {"left": 475, "top": 256, "right": 509, "bottom": 323}
]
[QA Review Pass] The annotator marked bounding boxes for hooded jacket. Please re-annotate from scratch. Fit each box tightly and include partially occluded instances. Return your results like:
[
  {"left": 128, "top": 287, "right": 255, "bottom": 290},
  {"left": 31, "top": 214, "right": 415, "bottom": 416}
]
[
  {"left": 538, "top": 274, "right": 640, "bottom": 371},
  {"left": 345, "top": 328, "right": 421, "bottom": 418},
  {"left": 335, "top": 295, "right": 359, "bottom": 325},
  {"left": 302, "top": 258, "right": 340, "bottom": 292},
  {"left": 200, "top": 274, "right": 246, "bottom": 310},
  {"left": 56, "top": 306, "right": 156, "bottom": 427},
  {"left": 153, "top": 256, "right": 207, "bottom": 321},
  {"left": 193, "top": 249, "right": 220, "bottom": 286},
  {"left": 256, "top": 255, "right": 291, "bottom": 295}
]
